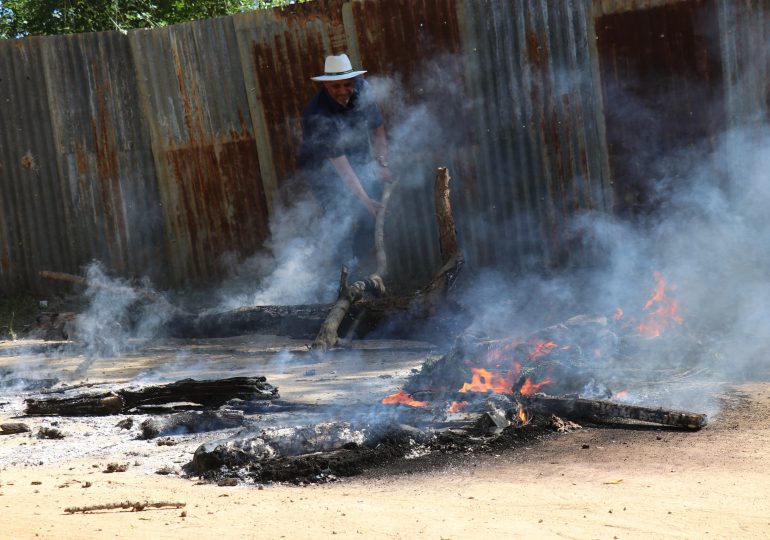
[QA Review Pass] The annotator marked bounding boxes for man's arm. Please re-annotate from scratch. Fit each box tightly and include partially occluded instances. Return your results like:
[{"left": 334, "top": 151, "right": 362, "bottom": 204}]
[{"left": 328, "top": 155, "right": 383, "bottom": 217}]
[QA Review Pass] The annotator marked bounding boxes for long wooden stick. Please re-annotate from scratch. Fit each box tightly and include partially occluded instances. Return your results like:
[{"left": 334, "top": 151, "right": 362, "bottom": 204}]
[
  {"left": 375, "top": 180, "right": 398, "bottom": 278},
  {"left": 65, "top": 500, "right": 186, "bottom": 513},
  {"left": 434, "top": 167, "right": 460, "bottom": 261}
]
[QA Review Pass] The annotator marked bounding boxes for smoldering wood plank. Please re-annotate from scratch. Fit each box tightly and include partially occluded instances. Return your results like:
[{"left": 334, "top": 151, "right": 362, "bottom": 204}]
[
  {"left": 523, "top": 394, "right": 707, "bottom": 430},
  {"left": 24, "top": 377, "right": 278, "bottom": 416},
  {"left": 119, "top": 377, "right": 277, "bottom": 409},
  {"left": 25, "top": 392, "right": 125, "bottom": 416}
]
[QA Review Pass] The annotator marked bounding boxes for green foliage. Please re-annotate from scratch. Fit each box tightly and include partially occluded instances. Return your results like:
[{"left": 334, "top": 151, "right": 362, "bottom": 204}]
[
  {"left": 0, "top": 295, "right": 37, "bottom": 339},
  {"left": 0, "top": 0, "right": 307, "bottom": 39}
]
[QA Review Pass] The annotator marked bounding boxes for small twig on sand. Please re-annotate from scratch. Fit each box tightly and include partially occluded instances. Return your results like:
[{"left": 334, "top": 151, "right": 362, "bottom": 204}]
[{"left": 64, "top": 500, "right": 186, "bottom": 513}]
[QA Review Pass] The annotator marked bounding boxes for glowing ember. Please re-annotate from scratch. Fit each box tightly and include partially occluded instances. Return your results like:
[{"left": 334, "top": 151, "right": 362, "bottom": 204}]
[
  {"left": 447, "top": 401, "right": 468, "bottom": 413},
  {"left": 382, "top": 390, "right": 427, "bottom": 408},
  {"left": 519, "top": 377, "right": 553, "bottom": 395},
  {"left": 458, "top": 368, "right": 515, "bottom": 394},
  {"left": 638, "top": 272, "right": 683, "bottom": 338}
]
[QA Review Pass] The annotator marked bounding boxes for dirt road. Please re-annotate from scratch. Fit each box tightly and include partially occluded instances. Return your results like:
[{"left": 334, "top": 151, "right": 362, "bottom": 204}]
[{"left": 1, "top": 338, "right": 768, "bottom": 539}]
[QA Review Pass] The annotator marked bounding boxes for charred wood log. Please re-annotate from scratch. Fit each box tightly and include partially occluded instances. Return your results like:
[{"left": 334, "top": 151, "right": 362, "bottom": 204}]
[
  {"left": 24, "top": 377, "right": 278, "bottom": 416},
  {"left": 165, "top": 304, "right": 335, "bottom": 340},
  {"left": 523, "top": 394, "right": 707, "bottom": 431},
  {"left": 25, "top": 392, "right": 125, "bottom": 416},
  {"left": 119, "top": 377, "right": 277, "bottom": 409}
]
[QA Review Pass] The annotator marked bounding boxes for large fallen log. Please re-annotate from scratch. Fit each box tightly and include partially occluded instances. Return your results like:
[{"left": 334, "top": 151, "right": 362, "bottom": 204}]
[
  {"left": 523, "top": 394, "right": 707, "bottom": 431},
  {"left": 165, "top": 304, "right": 332, "bottom": 339},
  {"left": 24, "top": 377, "right": 278, "bottom": 416}
]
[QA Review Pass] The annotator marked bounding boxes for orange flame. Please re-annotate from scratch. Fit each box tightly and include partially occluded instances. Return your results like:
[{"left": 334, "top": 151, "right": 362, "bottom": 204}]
[
  {"left": 519, "top": 377, "right": 553, "bottom": 396},
  {"left": 459, "top": 368, "right": 515, "bottom": 394},
  {"left": 529, "top": 341, "right": 558, "bottom": 360},
  {"left": 517, "top": 406, "right": 528, "bottom": 424},
  {"left": 613, "top": 390, "right": 629, "bottom": 399},
  {"left": 382, "top": 390, "right": 427, "bottom": 408},
  {"left": 447, "top": 401, "right": 468, "bottom": 413},
  {"left": 638, "top": 272, "right": 683, "bottom": 338}
]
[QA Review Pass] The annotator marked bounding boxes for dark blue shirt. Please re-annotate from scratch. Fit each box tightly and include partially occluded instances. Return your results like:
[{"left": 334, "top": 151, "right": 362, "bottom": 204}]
[{"left": 298, "top": 78, "right": 383, "bottom": 169}]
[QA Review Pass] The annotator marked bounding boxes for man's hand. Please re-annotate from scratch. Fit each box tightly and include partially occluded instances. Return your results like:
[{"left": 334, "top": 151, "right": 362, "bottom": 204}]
[{"left": 363, "top": 196, "right": 384, "bottom": 217}]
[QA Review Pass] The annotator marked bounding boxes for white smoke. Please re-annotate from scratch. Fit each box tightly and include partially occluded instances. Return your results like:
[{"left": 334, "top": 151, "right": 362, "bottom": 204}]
[
  {"left": 214, "top": 193, "right": 354, "bottom": 310},
  {"left": 73, "top": 262, "right": 173, "bottom": 366}
]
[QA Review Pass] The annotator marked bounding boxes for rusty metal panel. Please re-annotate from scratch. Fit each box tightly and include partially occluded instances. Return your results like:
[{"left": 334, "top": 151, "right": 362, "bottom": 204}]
[
  {"left": 595, "top": 0, "right": 725, "bottom": 216},
  {"left": 40, "top": 31, "right": 164, "bottom": 281},
  {"left": 129, "top": 18, "right": 270, "bottom": 285},
  {"left": 717, "top": 0, "right": 770, "bottom": 128},
  {"left": 0, "top": 37, "right": 77, "bottom": 292},
  {"left": 447, "top": 0, "right": 612, "bottom": 275},
  {"left": 9, "top": 0, "right": 755, "bottom": 296}
]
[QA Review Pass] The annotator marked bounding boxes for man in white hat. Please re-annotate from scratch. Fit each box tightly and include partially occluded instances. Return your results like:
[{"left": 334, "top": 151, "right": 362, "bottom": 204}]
[{"left": 298, "top": 53, "right": 393, "bottom": 268}]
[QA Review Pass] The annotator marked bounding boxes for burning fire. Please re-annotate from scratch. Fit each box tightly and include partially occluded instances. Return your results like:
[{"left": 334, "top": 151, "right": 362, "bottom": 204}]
[
  {"left": 382, "top": 390, "right": 427, "bottom": 408},
  {"left": 458, "top": 368, "right": 515, "bottom": 394},
  {"left": 519, "top": 377, "right": 553, "bottom": 395},
  {"left": 447, "top": 401, "right": 468, "bottom": 413},
  {"left": 637, "top": 272, "right": 683, "bottom": 338}
]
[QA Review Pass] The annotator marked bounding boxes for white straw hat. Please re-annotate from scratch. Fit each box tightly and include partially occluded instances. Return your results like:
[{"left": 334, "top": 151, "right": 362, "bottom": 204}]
[{"left": 310, "top": 54, "right": 367, "bottom": 81}]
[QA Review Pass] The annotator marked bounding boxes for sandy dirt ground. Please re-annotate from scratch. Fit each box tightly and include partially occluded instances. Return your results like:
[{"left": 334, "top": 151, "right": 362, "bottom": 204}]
[{"left": 1, "top": 336, "right": 769, "bottom": 539}]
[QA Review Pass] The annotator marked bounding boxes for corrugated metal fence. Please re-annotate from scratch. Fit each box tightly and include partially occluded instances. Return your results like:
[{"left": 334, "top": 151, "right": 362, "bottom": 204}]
[{"left": 0, "top": 0, "right": 765, "bottom": 294}]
